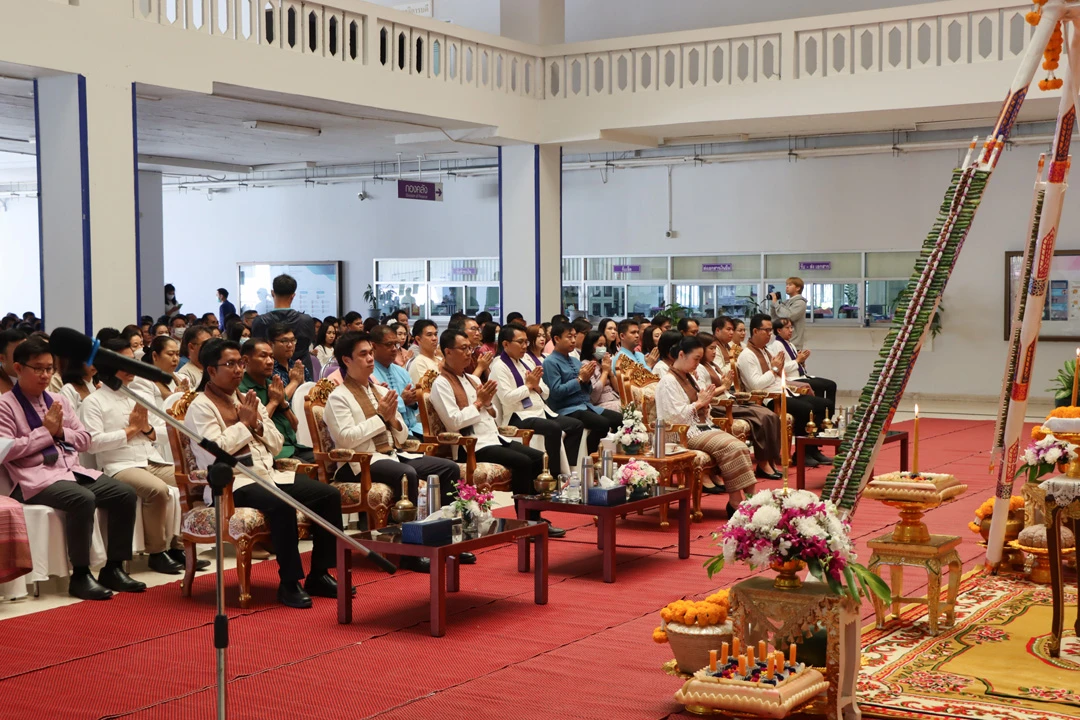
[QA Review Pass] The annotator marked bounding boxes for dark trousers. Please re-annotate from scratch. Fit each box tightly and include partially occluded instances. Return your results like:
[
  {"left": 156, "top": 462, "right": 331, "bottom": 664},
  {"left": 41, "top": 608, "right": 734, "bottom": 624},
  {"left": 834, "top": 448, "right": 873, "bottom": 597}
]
[
  {"left": 803, "top": 376, "right": 837, "bottom": 414},
  {"left": 336, "top": 454, "right": 460, "bottom": 508},
  {"left": 288, "top": 447, "right": 316, "bottom": 464},
  {"left": 232, "top": 473, "right": 342, "bottom": 583},
  {"left": 565, "top": 408, "right": 623, "bottom": 455},
  {"left": 768, "top": 395, "right": 830, "bottom": 437},
  {"left": 474, "top": 442, "right": 545, "bottom": 495},
  {"left": 509, "top": 413, "right": 585, "bottom": 471},
  {"left": 14, "top": 473, "right": 136, "bottom": 568}
]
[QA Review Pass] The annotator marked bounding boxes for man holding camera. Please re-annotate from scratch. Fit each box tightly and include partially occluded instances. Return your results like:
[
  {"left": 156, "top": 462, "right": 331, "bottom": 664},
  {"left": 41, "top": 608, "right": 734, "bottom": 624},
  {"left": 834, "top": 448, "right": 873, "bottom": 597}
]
[{"left": 768, "top": 277, "right": 807, "bottom": 350}]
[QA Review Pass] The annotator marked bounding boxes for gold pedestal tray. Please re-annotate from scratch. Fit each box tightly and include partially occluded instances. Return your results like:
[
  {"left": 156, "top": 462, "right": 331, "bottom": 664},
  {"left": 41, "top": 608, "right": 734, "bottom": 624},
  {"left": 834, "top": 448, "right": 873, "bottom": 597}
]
[
  {"left": 1008, "top": 540, "right": 1076, "bottom": 584},
  {"left": 882, "top": 498, "right": 941, "bottom": 544}
]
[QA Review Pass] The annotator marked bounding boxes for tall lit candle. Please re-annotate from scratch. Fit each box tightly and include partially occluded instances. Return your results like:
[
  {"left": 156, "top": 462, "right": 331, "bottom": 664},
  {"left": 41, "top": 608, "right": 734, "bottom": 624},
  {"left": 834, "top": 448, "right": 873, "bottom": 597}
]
[
  {"left": 912, "top": 404, "right": 919, "bottom": 477},
  {"left": 1072, "top": 348, "right": 1079, "bottom": 406},
  {"left": 709, "top": 649, "right": 717, "bottom": 672},
  {"left": 721, "top": 642, "right": 729, "bottom": 665}
]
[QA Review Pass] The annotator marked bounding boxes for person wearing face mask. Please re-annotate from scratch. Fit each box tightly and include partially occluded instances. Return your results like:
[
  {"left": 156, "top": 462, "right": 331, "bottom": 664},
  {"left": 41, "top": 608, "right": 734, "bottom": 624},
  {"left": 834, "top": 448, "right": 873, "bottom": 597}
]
[
  {"left": 579, "top": 330, "right": 620, "bottom": 412},
  {"left": 168, "top": 315, "right": 187, "bottom": 342},
  {"left": 164, "top": 284, "right": 181, "bottom": 319}
]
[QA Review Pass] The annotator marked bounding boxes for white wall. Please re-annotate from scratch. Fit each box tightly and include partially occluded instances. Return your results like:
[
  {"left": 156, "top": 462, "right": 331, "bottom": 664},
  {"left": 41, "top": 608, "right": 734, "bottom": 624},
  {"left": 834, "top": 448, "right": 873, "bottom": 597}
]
[
  {"left": 0, "top": 196, "right": 40, "bottom": 317},
  {"left": 161, "top": 177, "right": 499, "bottom": 321}
]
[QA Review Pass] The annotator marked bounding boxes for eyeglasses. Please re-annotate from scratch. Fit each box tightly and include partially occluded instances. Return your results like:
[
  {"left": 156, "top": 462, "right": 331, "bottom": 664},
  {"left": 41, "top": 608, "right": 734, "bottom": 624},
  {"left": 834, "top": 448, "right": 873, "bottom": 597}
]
[
  {"left": 378, "top": 341, "right": 401, "bottom": 349},
  {"left": 213, "top": 360, "right": 243, "bottom": 369},
  {"left": 23, "top": 364, "right": 54, "bottom": 376},
  {"left": 275, "top": 338, "right": 297, "bottom": 346},
  {"left": 509, "top": 339, "right": 529, "bottom": 346}
]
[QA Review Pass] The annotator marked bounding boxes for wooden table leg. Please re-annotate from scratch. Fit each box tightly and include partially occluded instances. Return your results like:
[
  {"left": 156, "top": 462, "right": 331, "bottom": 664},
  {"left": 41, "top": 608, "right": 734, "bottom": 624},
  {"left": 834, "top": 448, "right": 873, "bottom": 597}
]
[
  {"left": 517, "top": 504, "right": 531, "bottom": 573},
  {"left": 446, "top": 555, "right": 460, "bottom": 593},
  {"left": 659, "top": 469, "right": 671, "bottom": 529},
  {"left": 1048, "top": 508, "right": 1064, "bottom": 657},
  {"left": 899, "top": 434, "right": 909, "bottom": 472},
  {"left": 890, "top": 565, "right": 903, "bottom": 621},
  {"left": 945, "top": 553, "right": 961, "bottom": 627},
  {"left": 796, "top": 438, "right": 806, "bottom": 490},
  {"left": 602, "top": 513, "right": 617, "bottom": 583},
  {"left": 336, "top": 541, "right": 352, "bottom": 625},
  {"left": 692, "top": 468, "right": 704, "bottom": 522},
  {"left": 679, "top": 495, "right": 690, "bottom": 559},
  {"left": 926, "top": 563, "right": 941, "bottom": 636},
  {"left": 534, "top": 530, "right": 548, "bottom": 604},
  {"left": 430, "top": 552, "right": 447, "bottom": 637},
  {"left": 1074, "top": 518, "right": 1080, "bottom": 637},
  {"left": 597, "top": 514, "right": 605, "bottom": 550}
]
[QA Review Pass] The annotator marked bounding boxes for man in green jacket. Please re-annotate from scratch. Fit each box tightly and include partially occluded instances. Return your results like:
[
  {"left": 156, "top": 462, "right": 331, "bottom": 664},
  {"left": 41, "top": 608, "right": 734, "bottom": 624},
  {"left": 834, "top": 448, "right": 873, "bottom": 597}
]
[{"left": 238, "top": 338, "right": 314, "bottom": 463}]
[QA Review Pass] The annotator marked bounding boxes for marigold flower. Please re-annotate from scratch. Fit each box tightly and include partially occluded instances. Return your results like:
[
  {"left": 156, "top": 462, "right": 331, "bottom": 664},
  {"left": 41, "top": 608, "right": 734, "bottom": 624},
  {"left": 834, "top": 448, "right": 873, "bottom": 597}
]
[{"left": 652, "top": 627, "right": 668, "bottom": 643}]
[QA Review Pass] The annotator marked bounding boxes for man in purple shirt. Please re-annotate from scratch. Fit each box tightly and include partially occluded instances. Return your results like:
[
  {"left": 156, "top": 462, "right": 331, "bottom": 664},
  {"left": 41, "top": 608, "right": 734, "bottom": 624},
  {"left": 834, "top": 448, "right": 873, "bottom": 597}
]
[{"left": 0, "top": 337, "right": 145, "bottom": 600}]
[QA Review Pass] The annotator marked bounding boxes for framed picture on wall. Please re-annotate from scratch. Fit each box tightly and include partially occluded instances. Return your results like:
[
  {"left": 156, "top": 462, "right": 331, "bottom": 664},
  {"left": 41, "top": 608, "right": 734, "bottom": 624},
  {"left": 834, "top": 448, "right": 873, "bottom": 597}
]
[
  {"left": 1004, "top": 250, "right": 1080, "bottom": 341},
  {"left": 238, "top": 261, "right": 342, "bottom": 319}
]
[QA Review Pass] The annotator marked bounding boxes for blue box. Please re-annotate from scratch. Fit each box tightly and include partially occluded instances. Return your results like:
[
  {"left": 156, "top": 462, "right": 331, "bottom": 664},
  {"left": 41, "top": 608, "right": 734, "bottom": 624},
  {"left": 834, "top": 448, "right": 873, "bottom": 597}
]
[
  {"left": 401, "top": 518, "right": 454, "bottom": 545},
  {"left": 587, "top": 485, "right": 627, "bottom": 506}
]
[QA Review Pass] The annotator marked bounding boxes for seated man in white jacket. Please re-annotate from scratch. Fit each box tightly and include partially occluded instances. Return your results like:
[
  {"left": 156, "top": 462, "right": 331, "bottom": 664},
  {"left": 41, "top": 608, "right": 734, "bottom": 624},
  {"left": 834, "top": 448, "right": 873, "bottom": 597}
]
[
  {"left": 324, "top": 331, "right": 467, "bottom": 572},
  {"left": 490, "top": 325, "right": 584, "bottom": 475},
  {"left": 80, "top": 339, "right": 192, "bottom": 576},
  {"left": 186, "top": 338, "right": 346, "bottom": 609}
]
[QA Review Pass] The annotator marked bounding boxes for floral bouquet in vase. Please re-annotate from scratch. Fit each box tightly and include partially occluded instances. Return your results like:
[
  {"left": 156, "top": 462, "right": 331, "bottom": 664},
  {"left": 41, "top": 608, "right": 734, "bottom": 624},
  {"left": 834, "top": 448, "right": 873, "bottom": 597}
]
[
  {"left": 449, "top": 479, "right": 495, "bottom": 532},
  {"left": 1013, "top": 434, "right": 1078, "bottom": 484},
  {"left": 613, "top": 402, "right": 649, "bottom": 453},
  {"left": 617, "top": 459, "right": 660, "bottom": 497},
  {"left": 705, "top": 489, "right": 891, "bottom": 602}
]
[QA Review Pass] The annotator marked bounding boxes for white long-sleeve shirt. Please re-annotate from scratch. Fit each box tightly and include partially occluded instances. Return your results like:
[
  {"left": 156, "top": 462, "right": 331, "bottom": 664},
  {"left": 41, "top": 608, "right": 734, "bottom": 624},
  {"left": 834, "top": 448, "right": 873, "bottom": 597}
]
[
  {"left": 654, "top": 373, "right": 709, "bottom": 441},
  {"left": 80, "top": 383, "right": 168, "bottom": 477},
  {"left": 186, "top": 391, "right": 290, "bottom": 489},
  {"left": 430, "top": 372, "right": 504, "bottom": 451},
  {"left": 736, "top": 344, "right": 784, "bottom": 395},
  {"left": 651, "top": 360, "right": 671, "bottom": 379},
  {"left": 324, "top": 381, "right": 412, "bottom": 475},
  {"left": 490, "top": 355, "right": 553, "bottom": 425}
]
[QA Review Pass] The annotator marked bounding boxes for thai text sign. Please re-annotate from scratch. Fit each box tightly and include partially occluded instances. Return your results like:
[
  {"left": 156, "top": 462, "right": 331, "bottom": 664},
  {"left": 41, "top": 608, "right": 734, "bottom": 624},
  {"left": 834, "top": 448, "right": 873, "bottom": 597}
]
[
  {"left": 798, "top": 261, "right": 832, "bottom": 271},
  {"left": 613, "top": 264, "right": 641, "bottom": 273},
  {"left": 398, "top": 180, "right": 444, "bottom": 201},
  {"left": 702, "top": 263, "right": 733, "bottom": 272}
]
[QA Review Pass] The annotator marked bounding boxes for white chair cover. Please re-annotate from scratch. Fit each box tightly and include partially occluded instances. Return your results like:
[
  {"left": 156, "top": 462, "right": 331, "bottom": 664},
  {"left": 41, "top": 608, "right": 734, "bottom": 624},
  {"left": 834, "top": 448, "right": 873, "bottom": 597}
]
[{"left": 294, "top": 381, "right": 316, "bottom": 448}]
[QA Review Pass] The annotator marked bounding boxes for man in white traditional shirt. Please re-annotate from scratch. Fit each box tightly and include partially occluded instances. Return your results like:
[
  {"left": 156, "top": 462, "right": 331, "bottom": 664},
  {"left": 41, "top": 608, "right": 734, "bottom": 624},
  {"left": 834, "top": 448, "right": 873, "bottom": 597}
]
[
  {"left": 431, "top": 329, "right": 565, "bottom": 538},
  {"left": 737, "top": 314, "right": 831, "bottom": 467},
  {"left": 408, "top": 319, "right": 441, "bottom": 384},
  {"left": 325, "top": 330, "right": 465, "bottom": 572},
  {"left": 491, "top": 325, "right": 584, "bottom": 475},
  {"left": 769, "top": 317, "right": 837, "bottom": 414},
  {"left": 80, "top": 339, "right": 190, "bottom": 576},
  {"left": 186, "top": 338, "right": 346, "bottom": 609},
  {"left": 768, "top": 277, "right": 807, "bottom": 350}
]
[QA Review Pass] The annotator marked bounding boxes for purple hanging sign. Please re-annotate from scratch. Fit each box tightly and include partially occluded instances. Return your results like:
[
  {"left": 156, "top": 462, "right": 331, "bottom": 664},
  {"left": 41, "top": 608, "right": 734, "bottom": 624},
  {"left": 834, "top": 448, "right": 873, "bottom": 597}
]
[
  {"left": 613, "top": 264, "right": 641, "bottom": 273},
  {"left": 452, "top": 267, "right": 477, "bottom": 276},
  {"left": 798, "top": 261, "right": 832, "bottom": 271},
  {"left": 702, "top": 263, "right": 733, "bottom": 272}
]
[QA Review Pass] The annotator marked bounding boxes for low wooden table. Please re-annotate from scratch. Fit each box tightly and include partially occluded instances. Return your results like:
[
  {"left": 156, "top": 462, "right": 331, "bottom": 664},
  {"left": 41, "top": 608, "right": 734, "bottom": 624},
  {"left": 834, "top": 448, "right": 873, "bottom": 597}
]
[
  {"left": 589, "top": 450, "right": 697, "bottom": 526},
  {"left": 866, "top": 532, "right": 961, "bottom": 636},
  {"left": 1041, "top": 477, "right": 1080, "bottom": 657},
  {"left": 335, "top": 518, "right": 548, "bottom": 637},
  {"left": 515, "top": 485, "right": 691, "bottom": 583},
  {"left": 795, "top": 430, "right": 909, "bottom": 490}
]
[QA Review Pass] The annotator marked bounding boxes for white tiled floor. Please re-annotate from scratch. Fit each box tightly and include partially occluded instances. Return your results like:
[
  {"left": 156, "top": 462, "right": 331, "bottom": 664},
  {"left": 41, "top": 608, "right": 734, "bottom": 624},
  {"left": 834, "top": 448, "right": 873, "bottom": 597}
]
[{"left": 0, "top": 397, "right": 1051, "bottom": 622}]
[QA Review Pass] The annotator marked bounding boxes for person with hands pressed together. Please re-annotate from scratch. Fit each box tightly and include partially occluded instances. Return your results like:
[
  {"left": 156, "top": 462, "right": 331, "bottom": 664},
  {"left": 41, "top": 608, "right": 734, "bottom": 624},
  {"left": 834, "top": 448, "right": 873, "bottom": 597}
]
[
  {"left": 267, "top": 324, "right": 310, "bottom": 403},
  {"left": 186, "top": 339, "right": 346, "bottom": 609},
  {"left": 369, "top": 325, "right": 423, "bottom": 439},
  {"left": 461, "top": 317, "right": 494, "bottom": 381},
  {"left": 239, "top": 339, "right": 315, "bottom": 463},
  {"left": 407, "top": 319, "right": 441, "bottom": 384},
  {"left": 491, "top": 325, "right": 585, "bottom": 474},
  {"left": 542, "top": 322, "right": 623, "bottom": 457},
  {"left": 431, "top": 329, "right": 565, "bottom": 538},
  {"left": 0, "top": 337, "right": 145, "bottom": 600},
  {"left": 769, "top": 317, "right": 837, "bottom": 411}
]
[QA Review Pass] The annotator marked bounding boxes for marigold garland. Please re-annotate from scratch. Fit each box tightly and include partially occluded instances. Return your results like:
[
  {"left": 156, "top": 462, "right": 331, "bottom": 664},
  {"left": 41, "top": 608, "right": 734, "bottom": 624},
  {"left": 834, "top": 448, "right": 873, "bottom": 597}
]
[
  {"left": 1037, "top": 20, "right": 1064, "bottom": 91},
  {"left": 967, "top": 495, "right": 1024, "bottom": 534}
]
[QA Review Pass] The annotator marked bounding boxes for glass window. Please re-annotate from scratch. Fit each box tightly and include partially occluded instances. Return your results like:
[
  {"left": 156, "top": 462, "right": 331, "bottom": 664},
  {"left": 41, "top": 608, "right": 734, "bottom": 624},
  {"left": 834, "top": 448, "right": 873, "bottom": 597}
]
[
  {"left": 804, "top": 282, "right": 861, "bottom": 321},
  {"left": 376, "top": 260, "right": 425, "bottom": 282},
  {"left": 627, "top": 285, "right": 666, "bottom": 316},
  {"left": 587, "top": 285, "right": 625, "bottom": 318},
  {"left": 865, "top": 280, "right": 908, "bottom": 324},
  {"left": 377, "top": 283, "right": 428, "bottom": 319},
  {"left": 866, "top": 251, "right": 920, "bottom": 278},
  {"left": 765, "top": 252, "right": 862, "bottom": 280},
  {"left": 672, "top": 254, "right": 760, "bottom": 280},
  {"left": 429, "top": 258, "right": 499, "bottom": 283},
  {"left": 673, "top": 285, "right": 717, "bottom": 318},
  {"left": 562, "top": 284, "right": 581, "bottom": 316},
  {"left": 562, "top": 258, "right": 583, "bottom": 282},
  {"left": 586, "top": 256, "right": 668, "bottom": 281},
  {"left": 716, "top": 284, "right": 760, "bottom": 322},
  {"left": 429, "top": 285, "right": 463, "bottom": 317},
  {"left": 466, "top": 286, "right": 501, "bottom": 316}
]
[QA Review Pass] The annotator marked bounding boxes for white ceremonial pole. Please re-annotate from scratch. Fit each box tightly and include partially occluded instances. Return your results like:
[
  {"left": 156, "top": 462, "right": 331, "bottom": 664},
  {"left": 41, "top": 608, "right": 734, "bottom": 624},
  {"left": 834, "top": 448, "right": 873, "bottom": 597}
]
[{"left": 987, "top": 12, "right": 1080, "bottom": 567}]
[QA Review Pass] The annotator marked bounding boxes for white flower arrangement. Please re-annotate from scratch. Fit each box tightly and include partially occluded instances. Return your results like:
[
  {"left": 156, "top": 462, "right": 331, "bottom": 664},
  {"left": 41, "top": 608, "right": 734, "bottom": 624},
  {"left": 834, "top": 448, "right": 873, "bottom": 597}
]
[
  {"left": 611, "top": 402, "right": 649, "bottom": 450},
  {"left": 616, "top": 459, "right": 660, "bottom": 489},
  {"left": 1015, "top": 433, "right": 1078, "bottom": 484}
]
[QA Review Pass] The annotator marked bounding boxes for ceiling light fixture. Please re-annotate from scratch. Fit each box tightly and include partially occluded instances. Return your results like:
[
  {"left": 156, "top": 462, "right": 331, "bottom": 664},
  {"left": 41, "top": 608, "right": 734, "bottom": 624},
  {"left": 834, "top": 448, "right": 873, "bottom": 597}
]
[
  {"left": 0, "top": 136, "right": 31, "bottom": 144},
  {"left": 242, "top": 120, "right": 322, "bottom": 137}
]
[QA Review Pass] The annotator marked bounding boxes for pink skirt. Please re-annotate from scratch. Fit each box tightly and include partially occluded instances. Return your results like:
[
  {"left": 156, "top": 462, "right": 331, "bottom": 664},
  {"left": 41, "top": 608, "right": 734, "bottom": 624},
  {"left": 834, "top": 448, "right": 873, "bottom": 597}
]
[{"left": 0, "top": 495, "right": 32, "bottom": 584}]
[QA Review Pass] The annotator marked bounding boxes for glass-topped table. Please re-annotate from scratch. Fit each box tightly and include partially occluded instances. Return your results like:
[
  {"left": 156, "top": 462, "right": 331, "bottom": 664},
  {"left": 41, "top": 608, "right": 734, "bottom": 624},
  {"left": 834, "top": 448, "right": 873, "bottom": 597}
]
[
  {"left": 336, "top": 518, "right": 548, "bottom": 637},
  {"left": 515, "top": 485, "right": 691, "bottom": 583}
]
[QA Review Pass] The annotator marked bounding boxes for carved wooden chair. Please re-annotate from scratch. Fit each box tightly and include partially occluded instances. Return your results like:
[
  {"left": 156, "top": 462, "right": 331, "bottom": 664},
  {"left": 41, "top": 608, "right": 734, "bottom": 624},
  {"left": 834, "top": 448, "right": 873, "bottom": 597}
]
[
  {"left": 303, "top": 378, "right": 393, "bottom": 530},
  {"left": 168, "top": 391, "right": 270, "bottom": 609},
  {"left": 414, "top": 370, "right": 533, "bottom": 491}
]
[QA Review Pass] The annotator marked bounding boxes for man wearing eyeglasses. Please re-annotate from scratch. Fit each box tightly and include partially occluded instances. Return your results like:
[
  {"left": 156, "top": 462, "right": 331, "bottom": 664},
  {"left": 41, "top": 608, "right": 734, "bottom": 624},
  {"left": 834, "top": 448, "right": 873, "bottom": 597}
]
[
  {"left": 267, "top": 323, "right": 310, "bottom": 405},
  {"left": 238, "top": 338, "right": 315, "bottom": 463},
  {"left": 0, "top": 337, "right": 145, "bottom": 600},
  {"left": 369, "top": 325, "right": 423, "bottom": 438}
]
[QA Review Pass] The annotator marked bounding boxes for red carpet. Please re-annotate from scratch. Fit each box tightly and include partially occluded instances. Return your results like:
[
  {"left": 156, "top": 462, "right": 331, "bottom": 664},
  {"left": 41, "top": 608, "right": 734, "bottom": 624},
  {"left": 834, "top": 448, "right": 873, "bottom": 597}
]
[{"left": 0, "top": 419, "right": 1019, "bottom": 719}]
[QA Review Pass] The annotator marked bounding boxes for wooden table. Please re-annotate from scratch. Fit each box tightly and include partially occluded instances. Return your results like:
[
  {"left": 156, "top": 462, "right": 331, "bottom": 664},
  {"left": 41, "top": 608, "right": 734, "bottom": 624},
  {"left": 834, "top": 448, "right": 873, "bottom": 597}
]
[
  {"left": 731, "top": 576, "right": 861, "bottom": 720},
  {"left": 335, "top": 518, "right": 548, "bottom": 637},
  {"left": 515, "top": 485, "right": 691, "bottom": 583},
  {"left": 866, "top": 532, "right": 962, "bottom": 636},
  {"left": 589, "top": 450, "right": 697, "bottom": 527},
  {"left": 1041, "top": 477, "right": 1080, "bottom": 657},
  {"left": 795, "top": 430, "right": 909, "bottom": 490}
]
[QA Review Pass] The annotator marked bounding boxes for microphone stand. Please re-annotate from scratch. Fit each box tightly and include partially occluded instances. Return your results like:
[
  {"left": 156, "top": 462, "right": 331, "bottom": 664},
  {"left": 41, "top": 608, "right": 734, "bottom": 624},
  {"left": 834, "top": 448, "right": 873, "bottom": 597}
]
[{"left": 98, "top": 376, "right": 396, "bottom": 720}]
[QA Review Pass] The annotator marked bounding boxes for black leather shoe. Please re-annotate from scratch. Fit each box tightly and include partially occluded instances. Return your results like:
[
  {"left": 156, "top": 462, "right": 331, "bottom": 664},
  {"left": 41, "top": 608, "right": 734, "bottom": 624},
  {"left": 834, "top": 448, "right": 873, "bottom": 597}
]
[
  {"left": 148, "top": 552, "right": 184, "bottom": 575},
  {"left": 457, "top": 552, "right": 477, "bottom": 565},
  {"left": 809, "top": 449, "right": 833, "bottom": 465},
  {"left": 755, "top": 469, "right": 784, "bottom": 480},
  {"left": 541, "top": 519, "right": 567, "bottom": 539},
  {"left": 277, "top": 581, "right": 313, "bottom": 608},
  {"left": 167, "top": 548, "right": 211, "bottom": 571},
  {"left": 702, "top": 484, "right": 727, "bottom": 495},
  {"left": 401, "top": 556, "right": 431, "bottom": 573},
  {"left": 69, "top": 572, "right": 113, "bottom": 600},
  {"left": 803, "top": 455, "right": 820, "bottom": 468},
  {"left": 98, "top": 565, "right": 147, "bottom": 593},
  {"left": 304, "top": 572, "right": 355, "bottom": 598}
]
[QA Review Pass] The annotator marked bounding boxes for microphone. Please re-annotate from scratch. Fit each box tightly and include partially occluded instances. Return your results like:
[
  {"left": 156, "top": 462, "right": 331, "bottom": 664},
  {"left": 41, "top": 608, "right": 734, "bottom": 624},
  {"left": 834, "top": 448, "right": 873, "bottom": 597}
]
[{"left": 49, "top": 327, "right": 176, "bottom": 386}]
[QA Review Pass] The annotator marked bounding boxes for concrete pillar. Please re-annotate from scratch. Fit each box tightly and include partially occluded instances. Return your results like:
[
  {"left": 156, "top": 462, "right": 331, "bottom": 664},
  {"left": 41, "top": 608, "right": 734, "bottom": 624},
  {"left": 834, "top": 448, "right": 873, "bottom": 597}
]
[
  {"left": 35, "top": 74, "right": 138, "bottom": 334},
  {"left": 499, "top": 144, "right": 562, "bottom": 325},
  {"left": 500, "top": 0, "right": 564, "bottom": 44}
]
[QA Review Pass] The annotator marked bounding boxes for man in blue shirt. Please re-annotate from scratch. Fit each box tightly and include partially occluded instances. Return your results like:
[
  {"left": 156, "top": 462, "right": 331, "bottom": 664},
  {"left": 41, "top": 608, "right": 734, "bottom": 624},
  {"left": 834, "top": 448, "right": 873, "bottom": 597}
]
[
  {"left": 616, "top": 318, "right": 648, "bottom": 366},
  {"left": 217, "top": 288, "right": 236, "bottom": 330},
  {"left": 267, "top": 324, "right": 311, "bottom": 406},
  {"left": 370, "top": 325, "right": 423, "bottom": 438},
  {"left": 543, "top": 322, "right": 622, "bottom": 456}
]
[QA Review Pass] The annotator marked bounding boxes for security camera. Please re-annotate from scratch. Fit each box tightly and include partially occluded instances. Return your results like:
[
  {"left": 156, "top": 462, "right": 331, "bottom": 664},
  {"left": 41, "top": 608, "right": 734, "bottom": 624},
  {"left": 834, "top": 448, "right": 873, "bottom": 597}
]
[
  {"left": 357, "top": 191, "right": 369, "bottom": 201},
  {"left": 665, "top": 230, "right": 678, "bottom": 239}
]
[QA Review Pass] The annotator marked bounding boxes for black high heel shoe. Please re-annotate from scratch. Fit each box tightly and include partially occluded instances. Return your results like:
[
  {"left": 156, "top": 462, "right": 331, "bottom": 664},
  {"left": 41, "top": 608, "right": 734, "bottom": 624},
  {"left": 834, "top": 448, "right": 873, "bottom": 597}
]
[
  {"left": 702, "top": 484, "right": 726, "bottom": 495},
  {"left": 725, "top": 502, "right": 738, "bottom": 518},
  {"left": 754, "top": 468, "right": 783, "bottom": 480}
]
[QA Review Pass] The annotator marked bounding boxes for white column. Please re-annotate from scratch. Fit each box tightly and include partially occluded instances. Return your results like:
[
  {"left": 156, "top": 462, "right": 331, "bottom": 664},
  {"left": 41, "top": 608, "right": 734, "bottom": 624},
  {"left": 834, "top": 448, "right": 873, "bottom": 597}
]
[
  {"left": 499, "top": 144, "right": 562, "bottom": 325},
  {"left": 138, "top": 171, "right": 164, "bottom": 320},
  {"left": 500, "top": 0, "right": 564, "bottom": 44},
  {"left": 36, "top": 74, "right": 138, "bottom": 334}
]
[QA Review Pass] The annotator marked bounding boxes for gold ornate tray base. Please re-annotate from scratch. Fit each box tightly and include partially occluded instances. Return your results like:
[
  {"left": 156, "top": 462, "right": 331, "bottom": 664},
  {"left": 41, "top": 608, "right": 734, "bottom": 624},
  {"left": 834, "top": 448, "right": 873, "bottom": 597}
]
[{"left": 1009, "top": 541, "right": 1076, "bottom": 585}]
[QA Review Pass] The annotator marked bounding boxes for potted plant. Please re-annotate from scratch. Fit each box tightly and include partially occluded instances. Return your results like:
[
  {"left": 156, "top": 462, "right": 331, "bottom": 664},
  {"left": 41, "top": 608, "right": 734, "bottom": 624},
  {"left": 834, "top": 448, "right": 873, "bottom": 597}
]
[
  {"left": 652, "top": 590, "right": 732, "bottom": 673},
  {"left": 363, "top": 284, "right": 380, "bottom": 319},
  {"left": 449, "top": 479, "right": 494, "bottom": 535},
  {"left": 1047, "top": 357, "right": 1077, "bottom": 407}
]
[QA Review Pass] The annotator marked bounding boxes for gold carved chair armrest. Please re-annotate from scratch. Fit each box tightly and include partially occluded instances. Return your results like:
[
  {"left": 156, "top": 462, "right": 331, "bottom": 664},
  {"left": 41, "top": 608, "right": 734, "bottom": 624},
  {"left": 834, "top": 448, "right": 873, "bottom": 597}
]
[
  {"left": 327, "top": 448, "right": 373, "bottom": 468},
  {"left": 400, "top": 438, "right": 422, "bottom": 453},
  {"left": 294, "top": 463, "right": 318, "bottom": 479}
]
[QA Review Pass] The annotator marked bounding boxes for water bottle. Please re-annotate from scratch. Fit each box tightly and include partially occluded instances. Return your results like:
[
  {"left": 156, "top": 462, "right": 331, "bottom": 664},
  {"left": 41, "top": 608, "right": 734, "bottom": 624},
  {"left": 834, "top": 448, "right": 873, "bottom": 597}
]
[
  {"left": 426, "top": 474, "right": 441, "bottom": 516},
  {"left": 654, "top": 422, "right": 667, "bottom": 458},
  {"left": 601, "top": 449, "right": 614, "bottom": 480},
  {"left": 580, "top": 456, "right": 595, "bottom": 504}
]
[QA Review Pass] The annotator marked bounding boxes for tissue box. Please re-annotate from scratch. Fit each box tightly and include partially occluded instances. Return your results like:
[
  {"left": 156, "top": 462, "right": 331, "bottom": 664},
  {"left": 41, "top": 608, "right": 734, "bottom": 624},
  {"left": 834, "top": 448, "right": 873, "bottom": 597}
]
[
  {"left": 587, "top": 485, "right": 627, "bottom": 506},
  {"left": 401, "top": 518, "right": 454, "bottom": 546}
]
